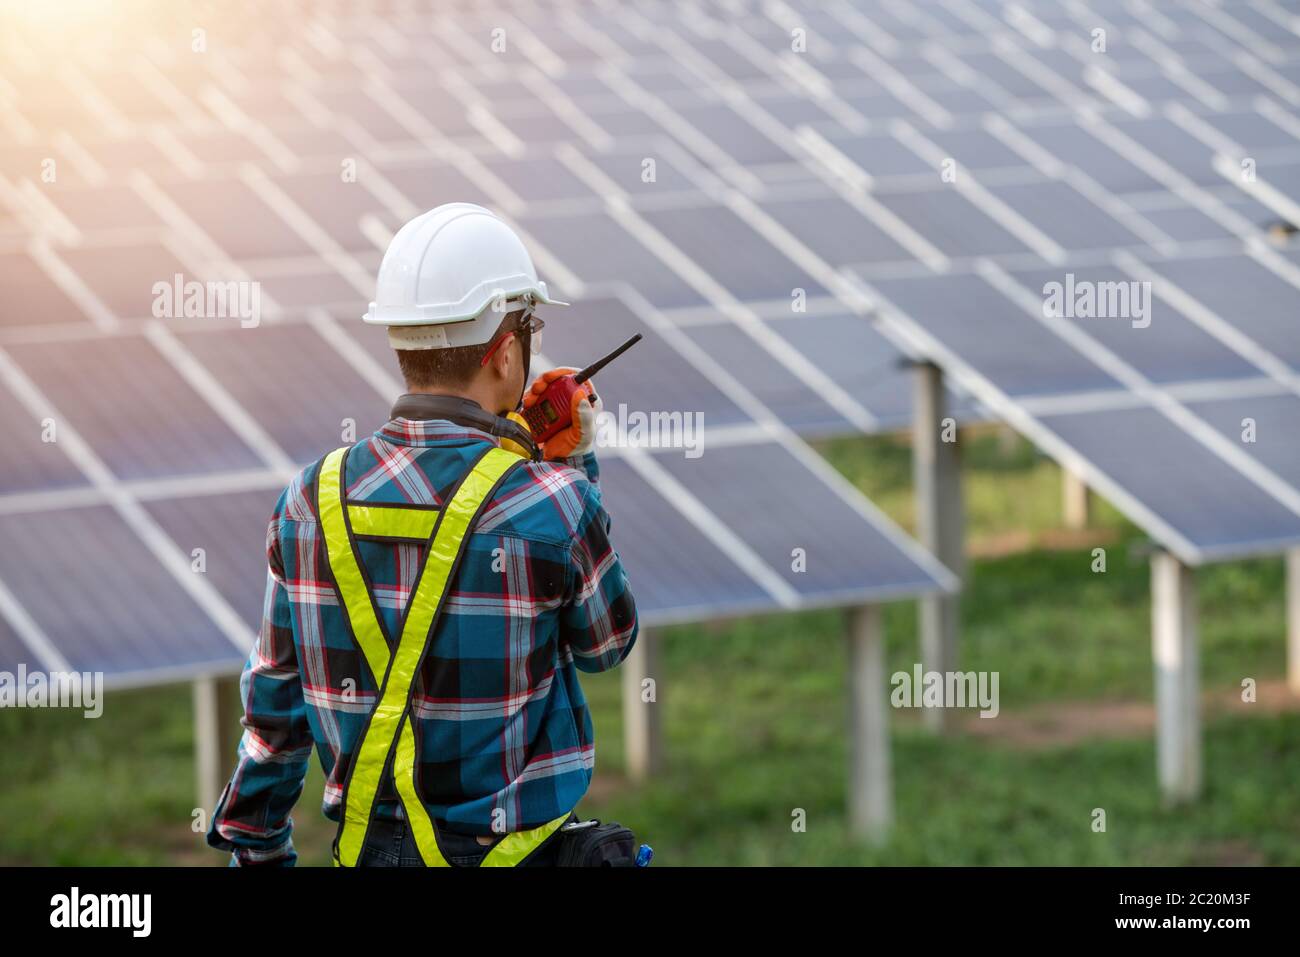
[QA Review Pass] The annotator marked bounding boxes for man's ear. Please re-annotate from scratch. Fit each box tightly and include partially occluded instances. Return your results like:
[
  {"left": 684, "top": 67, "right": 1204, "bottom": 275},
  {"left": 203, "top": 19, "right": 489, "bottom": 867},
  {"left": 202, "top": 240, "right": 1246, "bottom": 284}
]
[{"left": 488, "top": 331, "right": 516, "bottom": 380}]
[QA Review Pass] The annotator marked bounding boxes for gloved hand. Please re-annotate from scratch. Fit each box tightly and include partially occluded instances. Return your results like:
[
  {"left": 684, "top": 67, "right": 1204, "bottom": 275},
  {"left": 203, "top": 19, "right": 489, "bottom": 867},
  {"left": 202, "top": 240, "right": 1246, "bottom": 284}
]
[{"left": 523, "top": 368, "right": 602, "bottom": 460}]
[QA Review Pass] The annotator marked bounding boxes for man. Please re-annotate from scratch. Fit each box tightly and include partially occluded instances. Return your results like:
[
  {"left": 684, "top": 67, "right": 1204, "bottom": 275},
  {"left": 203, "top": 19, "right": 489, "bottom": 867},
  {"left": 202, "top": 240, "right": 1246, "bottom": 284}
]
[{"left": 206, "top": 203, "right": 639, "bottom": 867}]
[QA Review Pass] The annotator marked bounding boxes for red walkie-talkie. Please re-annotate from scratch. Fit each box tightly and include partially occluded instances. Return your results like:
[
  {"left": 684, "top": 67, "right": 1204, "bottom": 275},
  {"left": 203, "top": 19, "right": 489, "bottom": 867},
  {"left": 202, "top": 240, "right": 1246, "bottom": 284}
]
[{"left": 522, "top": 334, "right": 642, "bottom": 444}]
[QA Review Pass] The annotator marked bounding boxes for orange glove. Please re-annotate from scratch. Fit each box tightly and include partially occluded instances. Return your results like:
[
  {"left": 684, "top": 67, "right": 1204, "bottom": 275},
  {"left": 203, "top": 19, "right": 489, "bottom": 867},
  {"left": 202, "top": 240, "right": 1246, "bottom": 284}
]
[{"left": 522, "top": 368, "right": 601, "bottom": 460}]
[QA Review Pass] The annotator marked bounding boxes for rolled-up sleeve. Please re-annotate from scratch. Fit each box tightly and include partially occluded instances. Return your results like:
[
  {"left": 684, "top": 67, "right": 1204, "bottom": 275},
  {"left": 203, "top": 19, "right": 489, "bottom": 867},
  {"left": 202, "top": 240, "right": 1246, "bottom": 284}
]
[
  {"left": 206, "top": 508, "right": 314, "bottom": 866},
  {"left": 559, "top": 473, "right": 639, "bottom": 673}
]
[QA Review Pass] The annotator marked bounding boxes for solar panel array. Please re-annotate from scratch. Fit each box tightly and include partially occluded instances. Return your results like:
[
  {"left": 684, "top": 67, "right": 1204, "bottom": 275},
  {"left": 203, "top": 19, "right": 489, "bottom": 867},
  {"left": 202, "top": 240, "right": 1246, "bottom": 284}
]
[
  {"left": 0, "top": 0, "right": 983, "bottom": 687},
  {"left": 2, "top": 0, "right": 1299, "bottom": 687}
]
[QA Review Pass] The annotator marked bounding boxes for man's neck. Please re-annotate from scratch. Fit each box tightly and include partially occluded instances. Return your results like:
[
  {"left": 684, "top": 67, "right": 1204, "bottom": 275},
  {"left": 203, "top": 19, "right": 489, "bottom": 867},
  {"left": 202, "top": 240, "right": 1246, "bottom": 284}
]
[{"left": 407, "top": 384, "right": 504, "bottom": 416}]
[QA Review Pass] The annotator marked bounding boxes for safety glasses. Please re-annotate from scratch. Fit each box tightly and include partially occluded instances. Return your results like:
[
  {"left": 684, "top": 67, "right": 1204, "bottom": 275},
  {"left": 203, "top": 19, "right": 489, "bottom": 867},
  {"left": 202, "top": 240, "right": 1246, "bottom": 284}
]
[{"left": 480, "top": 311, "right": 545, "bottom": 366}]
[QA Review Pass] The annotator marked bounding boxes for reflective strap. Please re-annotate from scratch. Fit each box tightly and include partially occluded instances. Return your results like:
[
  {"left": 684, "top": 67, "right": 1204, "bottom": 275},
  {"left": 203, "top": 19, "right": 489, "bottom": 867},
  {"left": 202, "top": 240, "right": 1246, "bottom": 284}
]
[
  {"left": 480, "top": 813, "right": 571, "bottom": 867},
  {"left": 317, "top": 449, "right": 390, "bottom": 682},
  {"left": 347, "top": 504, "right": 438, "bottom": 542},
  {"left": 329, "top": 446, "right": 521, "bottom": 868},
  {"left": 394, "top": 719, "right": 449, "bottom": 867}
]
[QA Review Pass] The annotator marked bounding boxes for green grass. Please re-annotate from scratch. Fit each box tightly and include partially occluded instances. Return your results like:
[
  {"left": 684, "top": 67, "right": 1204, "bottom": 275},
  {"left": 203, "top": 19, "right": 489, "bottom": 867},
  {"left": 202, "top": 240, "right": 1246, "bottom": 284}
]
[{"left": 1, "top": 432, "right": 1296, "bottom": 865}]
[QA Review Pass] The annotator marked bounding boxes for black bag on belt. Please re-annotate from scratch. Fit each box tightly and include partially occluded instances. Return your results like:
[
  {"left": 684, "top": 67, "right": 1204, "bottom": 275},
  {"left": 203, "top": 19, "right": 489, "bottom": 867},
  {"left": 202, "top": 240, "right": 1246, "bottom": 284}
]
[{"left": 554, "top": 819, "right": 638, "bottom": 867}]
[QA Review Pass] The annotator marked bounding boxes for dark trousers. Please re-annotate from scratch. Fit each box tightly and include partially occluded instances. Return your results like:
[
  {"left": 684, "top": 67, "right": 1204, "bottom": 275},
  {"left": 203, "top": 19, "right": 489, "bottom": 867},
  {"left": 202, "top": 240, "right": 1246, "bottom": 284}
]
[{"left": 356, "top": 814, "right": 568, "bottom": 867}]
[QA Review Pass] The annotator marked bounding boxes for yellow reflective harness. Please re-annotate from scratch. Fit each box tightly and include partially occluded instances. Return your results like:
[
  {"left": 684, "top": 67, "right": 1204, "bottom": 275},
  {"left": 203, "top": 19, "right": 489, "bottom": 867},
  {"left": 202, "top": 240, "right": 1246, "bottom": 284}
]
[{"left": 317, "top": 444, "right": 570, "bottom": 867}]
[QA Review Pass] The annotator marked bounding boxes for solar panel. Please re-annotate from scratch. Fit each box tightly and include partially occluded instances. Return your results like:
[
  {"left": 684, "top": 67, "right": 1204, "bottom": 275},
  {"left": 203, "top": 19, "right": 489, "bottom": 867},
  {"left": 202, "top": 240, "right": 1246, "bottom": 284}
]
[
  {"left": 5, "top": 335, "right": 264, "bottom": 480},
  {"left": 1038, "top": 405, "right": 1300, "bottom": 561},
  {"left": 637, "top": 203, "right": 830, "bottom": 302},
  {"left": 174, "top": 324, "right": 392, "bottom": 464},
  {"left": 0, "top": 506, "right": 239, "bottom": 678},
  {"left": 0, "top": 251, "right": 90, "bottom": 326},
  {"left": 515, "top": 208, "right": 708, "bottom": 309},
  {"left": 144, "top": 488, "right": 279, "bottom": 628},
  {"left": 868, "top": 273, "right": 1123, "bottom": 397},
  {"left": 1135, "top": 253, "right": 1300, "bottom": 368},
  {"left": 985, "top": 180, "right": 1145, "bottom": 252},
  {"left": 5, "top": 0, "right": 1297, "bottom": 702},
  {"left": 1013, "top": 119, "right": 1164, "bottom": 194},
  {"left": 1005, "top": 264, "right": 1260, "bottom": 384},
  {"left": 0, "top": 380, "right": 86, "bottom": 495},
  {"left": 656, "top": 442, "right": 946, "bottom": 601},
  {"left": 758, "top": 189, "right": 917, "bottom": 266},
  {"left": 875, "top": 188, "right": 1033, "bottom": 258},
  {"left": 57, "top": 242, "right": 194, "bottom": 321}
]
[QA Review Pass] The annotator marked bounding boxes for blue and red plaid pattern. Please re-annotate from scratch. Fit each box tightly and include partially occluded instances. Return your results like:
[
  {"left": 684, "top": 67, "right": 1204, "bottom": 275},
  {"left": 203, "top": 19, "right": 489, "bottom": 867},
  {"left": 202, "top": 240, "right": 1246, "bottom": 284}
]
[{"left": 206, "top": 416, "right": 638, "bottom": 866}]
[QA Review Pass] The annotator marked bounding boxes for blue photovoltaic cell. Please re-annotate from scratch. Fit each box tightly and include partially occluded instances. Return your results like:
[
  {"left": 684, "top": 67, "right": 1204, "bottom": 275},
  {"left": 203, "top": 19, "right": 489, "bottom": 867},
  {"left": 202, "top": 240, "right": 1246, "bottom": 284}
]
[
  {"left": 38, "top": 183, "right": 168, "bottom": 233},
  {"left": 376, "top": 162, "right": 494, "bottom": 210},
  {"left": 161, "top": 177, "right": 316, "bottom": 261},
  {"left": 1201, "top": 110, "right": 1300, "bottom": 152},
  {"left": 1007, "top": 264, "right": 1258, "bottom": 384},
  {"left": 758, "top": 191, "right": 915, "bottom": 266},
  {"left": 168, "top": 130, "right": 261, "bottom": 164},
  {"left": 588, "top": 107, "right": 674, "bottom": 142},
  {"left": 482, "top": 155, "right": 598, "bottom": 203},
  {"left": 584, "top": 149, "right": 700, "bottom": 196},
  {"left": 637, "top": 204, "right": 828, "bottom": 303},
  {"left": 924, "top": 128, "right": 1035, "bottom": 172},
  {"left": 813, "top": 132, "right": 930, "bottom": 178},
  {"left": 593, "top": 457, "right": 774, "bottom": 623},
  {"left": 1015, "top": 120, "right": 1164, "bottom": 193},
  {"left": 987, "top": 181, "right": 1144, "bottom": 252},
  {"left": 322, "top": 89, "right": 415, "bottom": 143},
  {"left": 0, "top": 251, "right": 88, "bottom": 326},
  {"left": 656, "top": 442, "right": 943, "bottom": 600},
  {"left": 875, "top": 188, "right": 1032, "bottom": 258},
  {"left": 751, "top": 92, "right": 841, "bottom": 128},
  {"left": 1137, "top": 204, "right": 1238, "bottom": 243},
  {"left": 684, "top": 322, "right": 850, "bottom": 434},
  {"left": 958, "top": 52, "right": 1053, "bottom": 99},
  {"left": 536, "top": 297, "right": 752, "bottom": 430},
  {"left": 252, "top": 264, "right": 360, "bottom": 311},
  {"left": 867, "top": 273, "right": 1122, "bottom": 397},
  {"left": 175, "top": 324, "right": 390, "bottom": 464},
  {"left": 6, "top": 335, "right": 263, "bottom": 479},
  {"left": 769, "top": 313, "right": 979, "bottom": 432},
  {"left": 0, "top": 380, "right": 86, "bottom": 494},
  {"left": 1039, "top": 405, "right": 1300, "bottom": 558},
  {"left": 0, "top": 615, "right": 31, "bottom": 672},
  {"left": 57, "top": 241, "right": 192, "bottom": 321},
  {"left": 1115, "top": 73, "right": 1195, "bottom": 104},
  {"left": 0, "top": 505, "right": 244, "bottom": 676},
  {"left": 1137, "top": 254, "right": 1300, "bottom": 369},
  {"left": 1186, "top": 394, "right": 1300, "bottom": 488},
  {"left": 1106, "top": 115, "right": 1222, "bottom": 188},
  {"left": 145, "top": 488, "right": 279, "bottom": 629},
  {"left": 676, "top": 103, "right": 799, "bottom": 166},
  {"left": 517, "top": 209, "right": 706, "bottom": 309},
  {"left": 1248, "top": 158, "right": 1300, "bottom": 205},
  {"left": 271, "top": 170, "right": 403, "bottom": 253}
]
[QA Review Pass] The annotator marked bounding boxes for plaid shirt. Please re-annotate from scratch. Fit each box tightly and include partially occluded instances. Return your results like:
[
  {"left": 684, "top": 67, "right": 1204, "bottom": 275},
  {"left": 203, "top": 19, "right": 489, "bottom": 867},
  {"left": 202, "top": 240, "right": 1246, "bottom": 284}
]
[{"left": 206, "top": 415, "right": 638, "bottom": 866}]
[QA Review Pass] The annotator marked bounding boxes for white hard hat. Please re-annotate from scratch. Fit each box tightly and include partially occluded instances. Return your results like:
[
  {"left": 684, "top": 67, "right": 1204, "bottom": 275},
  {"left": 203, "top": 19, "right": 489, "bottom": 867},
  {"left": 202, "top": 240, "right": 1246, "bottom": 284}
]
[{"left": 363, "top": 202, "right": 567, "bottom": 351}]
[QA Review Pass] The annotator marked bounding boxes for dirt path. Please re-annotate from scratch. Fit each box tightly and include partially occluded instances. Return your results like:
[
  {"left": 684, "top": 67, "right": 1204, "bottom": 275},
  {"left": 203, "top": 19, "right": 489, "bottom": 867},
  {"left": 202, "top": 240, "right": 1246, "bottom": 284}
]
[{"left": 960, "top": 678, "right": 1300, "bottom": 748}]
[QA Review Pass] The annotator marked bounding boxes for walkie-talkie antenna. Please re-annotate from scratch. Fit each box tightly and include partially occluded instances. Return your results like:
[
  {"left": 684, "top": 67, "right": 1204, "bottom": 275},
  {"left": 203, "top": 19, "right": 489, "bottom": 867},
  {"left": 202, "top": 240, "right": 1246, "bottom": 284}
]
[{"left": 573, "top": 334, "right": 642, "bottom": 384}]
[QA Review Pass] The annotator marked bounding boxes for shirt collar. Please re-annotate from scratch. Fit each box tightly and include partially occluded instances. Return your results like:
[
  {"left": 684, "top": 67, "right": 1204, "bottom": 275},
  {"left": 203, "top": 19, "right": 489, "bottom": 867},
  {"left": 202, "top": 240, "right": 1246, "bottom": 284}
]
[
  {"left": 377, "top": 394, "right": 501, "bottom": 448},
  {"left": 377, "top": 418, "right": 500, "bottom": 447}
]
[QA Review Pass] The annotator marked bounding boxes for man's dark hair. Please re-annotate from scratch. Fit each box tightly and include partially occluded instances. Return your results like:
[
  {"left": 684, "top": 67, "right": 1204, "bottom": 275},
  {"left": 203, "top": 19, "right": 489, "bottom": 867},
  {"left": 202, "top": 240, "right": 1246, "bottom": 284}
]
[{"left": 396, "top": 309, "right": 524, "bottom": 389}]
